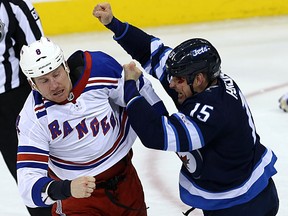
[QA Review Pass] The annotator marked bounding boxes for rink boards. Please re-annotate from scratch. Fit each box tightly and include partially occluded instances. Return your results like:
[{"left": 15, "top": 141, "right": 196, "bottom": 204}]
[{"left": 32, "top": 0, "right": 288, "bottom": 35}]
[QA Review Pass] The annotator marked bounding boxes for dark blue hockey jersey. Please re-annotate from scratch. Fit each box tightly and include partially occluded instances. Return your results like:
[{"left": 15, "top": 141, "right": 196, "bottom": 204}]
[{"left": 107, "top": 18, "right": 278, "bottom": 210}]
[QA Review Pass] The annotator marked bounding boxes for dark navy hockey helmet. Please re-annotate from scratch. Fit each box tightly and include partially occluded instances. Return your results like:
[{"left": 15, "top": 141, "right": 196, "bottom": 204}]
[{"left": 166, "top": 38, "right": 221, "bottom": 84}]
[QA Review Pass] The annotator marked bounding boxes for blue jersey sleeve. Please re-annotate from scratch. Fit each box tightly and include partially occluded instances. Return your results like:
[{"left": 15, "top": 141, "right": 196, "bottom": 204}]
[
  {"left": 124, "top": 80, "right": 204, "bottom": 152},
  {"left": 106, "top": 17, "right": 152, "bottom": 66},
  {"left": 106, "top": 17, "right": 179, "bottom": 106}
]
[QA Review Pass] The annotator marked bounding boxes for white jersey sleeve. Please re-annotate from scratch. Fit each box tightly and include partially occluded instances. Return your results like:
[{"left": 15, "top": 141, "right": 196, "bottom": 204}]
[
  {"left": 108, "top": 69, "right": 162, "bottom": 107},
  {"left": 17, "top": 94, "right": 54, "bottom": 207}
]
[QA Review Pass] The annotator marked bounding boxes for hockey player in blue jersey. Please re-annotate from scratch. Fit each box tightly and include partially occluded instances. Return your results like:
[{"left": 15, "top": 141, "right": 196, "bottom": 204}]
[{"left": 94, "top": 3, "right": 279, "bottom": 216}]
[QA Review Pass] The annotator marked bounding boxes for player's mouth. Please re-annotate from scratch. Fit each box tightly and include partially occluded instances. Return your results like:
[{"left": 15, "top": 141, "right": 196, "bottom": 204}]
[
  {"left": 177, "top": 92, "right": 185, "bottom": 102},
  {"left": 177, "top": 92, "right": 184, "bottom": 99},
  {"left": 53, "top": 89, "right": 65, "bottom": 97}
]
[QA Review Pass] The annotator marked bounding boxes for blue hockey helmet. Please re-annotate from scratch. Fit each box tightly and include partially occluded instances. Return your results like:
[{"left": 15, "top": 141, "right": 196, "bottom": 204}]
[{"left": 166, "top": 38, "right": 221, "bottom": 84}]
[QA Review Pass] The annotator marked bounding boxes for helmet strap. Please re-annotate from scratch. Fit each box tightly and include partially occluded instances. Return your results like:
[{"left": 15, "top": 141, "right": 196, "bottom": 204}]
[
  {"left": 189, "top": 84, "right": 197, "bottom": 95},
  {"left": 27, "top": 78, "right": 41, "bottom": 93},
  {"left": 187, "top": 72, "right": 215, "bottom": 95},
  {"left": 185, "top": 74, "right": 198, "bottom": 95},
  {"left": 186, "top": 76, "right": 198, "bottom": 95},
  {"left": 63, "top": 63, "right": 74, "bottom": 102}
]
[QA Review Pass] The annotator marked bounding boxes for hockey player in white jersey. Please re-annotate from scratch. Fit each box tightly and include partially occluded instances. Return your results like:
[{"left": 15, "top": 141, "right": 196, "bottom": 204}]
[
  {"left": 94, "top": 2, "right": 279, "bottom": 216},
  {"left": 16, "top": 37, "right": 165, "bottom": 215}
]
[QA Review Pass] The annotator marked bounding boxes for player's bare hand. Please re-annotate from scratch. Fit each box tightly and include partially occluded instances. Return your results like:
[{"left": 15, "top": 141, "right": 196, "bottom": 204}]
[
  {"left": 93, "top": 2, "right": 113, "bottom": 25},
  {"left": 123, "top": 61, "right": 142, "bottom": 81},
  {"left": 70, "top": 176, "right": 96, "bottom": 198}
]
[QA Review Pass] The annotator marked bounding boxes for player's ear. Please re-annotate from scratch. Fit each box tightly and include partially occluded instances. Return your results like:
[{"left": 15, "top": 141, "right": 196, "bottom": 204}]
[
  {"left": 64, "top": 61, "right": 70, "bottom": 74},
  {"left": 27, "top": 78, "right": 37, "bottom": 91},
  {"left": 194, "top": 73, "right": 204, "bottom": 86}
]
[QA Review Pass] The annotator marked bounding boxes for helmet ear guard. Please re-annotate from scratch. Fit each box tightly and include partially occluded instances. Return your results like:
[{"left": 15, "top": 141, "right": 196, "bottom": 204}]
[
  {"left": 19, "top": 37, "right": 65, "bottom": 79},
  {"left": 166, "top": 38, "right": 221, "bottom": 84}
]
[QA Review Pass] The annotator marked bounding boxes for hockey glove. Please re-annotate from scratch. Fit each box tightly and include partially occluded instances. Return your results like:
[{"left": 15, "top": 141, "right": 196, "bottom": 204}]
[{"left": 279, "top": 92, "right": 288, "bottom": 112}]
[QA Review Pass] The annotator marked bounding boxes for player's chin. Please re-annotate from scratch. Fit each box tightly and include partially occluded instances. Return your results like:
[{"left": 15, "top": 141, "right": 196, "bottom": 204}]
[
  {"left": 177, "top": 94, "right": 186, "bottom": 104},
  {"left": 177, "top": 97, "right": 185, "bottom": 105}
]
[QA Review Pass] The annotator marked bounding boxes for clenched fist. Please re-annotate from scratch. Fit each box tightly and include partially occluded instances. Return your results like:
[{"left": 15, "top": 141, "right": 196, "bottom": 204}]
[
  {"left": 93, "top": 2, "right": 114, "bottom": 25},
  {"left": 71, "top": 176, "right": 96, "bottom": 198},
  {"left": 123, "top": 61, "right": 142, "bottom": 81}
]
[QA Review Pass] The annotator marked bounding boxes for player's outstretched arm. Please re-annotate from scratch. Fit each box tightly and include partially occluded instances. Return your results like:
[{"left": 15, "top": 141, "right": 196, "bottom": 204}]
[{"left": 93, "top": 2, "right": 113, "bottom": 25}]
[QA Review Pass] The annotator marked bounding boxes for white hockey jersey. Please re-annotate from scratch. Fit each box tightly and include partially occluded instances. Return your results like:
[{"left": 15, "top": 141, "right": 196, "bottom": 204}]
[{"left": 16, "top": 50, "right": 160, "bottom": 207}]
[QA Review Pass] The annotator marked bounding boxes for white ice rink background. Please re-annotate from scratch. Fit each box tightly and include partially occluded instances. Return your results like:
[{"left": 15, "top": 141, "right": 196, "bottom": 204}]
[{"left": 1, "top": 16, "right": 288, "bottom": 215}]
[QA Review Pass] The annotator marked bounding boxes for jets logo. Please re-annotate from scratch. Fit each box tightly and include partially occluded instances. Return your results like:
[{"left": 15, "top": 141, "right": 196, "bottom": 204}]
[
  {"left": 176, "top": 151, "right": 203, "bottom": 178},
  {"left": 0, "top": 19, "right": 5, "bottom": 42},
  {"left": 191, "top": 45, "right": 210, "bottom": 57}
]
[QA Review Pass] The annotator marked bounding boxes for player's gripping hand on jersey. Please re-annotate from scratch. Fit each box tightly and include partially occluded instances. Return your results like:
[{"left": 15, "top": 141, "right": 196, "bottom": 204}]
[
  {"left": 123, "top": 62, "right": 142, "bottom": 81},
  {"left": 279, "top": 92, "right": 288, "bottom": 112},
  {"left": 71, "top": 176, "right": 96, "bottom": 198},
  {"left": 93, "top": 2, "right": 113, "bottom": 25}
]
